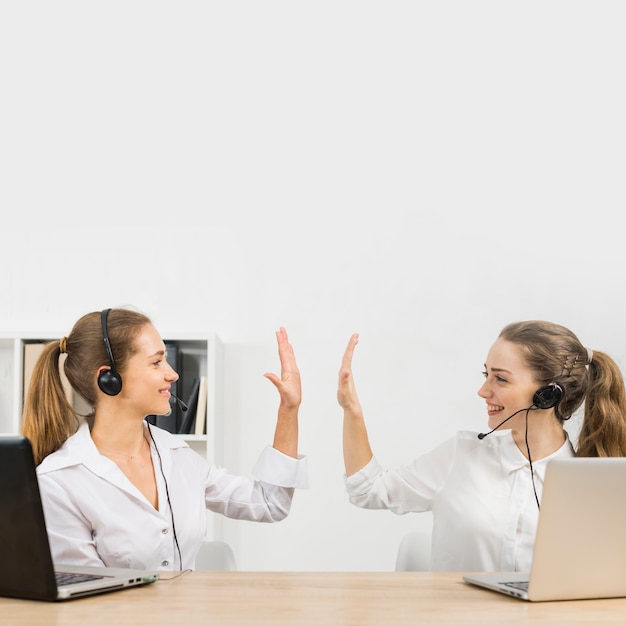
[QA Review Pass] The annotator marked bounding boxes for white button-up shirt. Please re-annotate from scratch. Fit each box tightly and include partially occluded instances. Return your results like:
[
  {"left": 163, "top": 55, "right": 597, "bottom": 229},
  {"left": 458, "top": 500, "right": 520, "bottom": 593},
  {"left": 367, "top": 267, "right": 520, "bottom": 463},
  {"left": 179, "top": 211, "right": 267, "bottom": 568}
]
[
  {"left": 345, "top": 430, "right": 574, "bottom": 572},
  {"left": 37, "top": 421, "right": 308, "bottom": 571}
]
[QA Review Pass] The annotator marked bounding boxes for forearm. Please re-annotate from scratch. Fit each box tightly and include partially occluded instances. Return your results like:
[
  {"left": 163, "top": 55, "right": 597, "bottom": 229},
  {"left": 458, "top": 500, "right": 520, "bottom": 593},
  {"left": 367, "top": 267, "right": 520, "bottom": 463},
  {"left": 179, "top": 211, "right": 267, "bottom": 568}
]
[
  {"left": 272, "top": 404, "right": 299, "bottom": 458},
  {"left": 343, "top": 406, "right": 373, "bottom": 477}
]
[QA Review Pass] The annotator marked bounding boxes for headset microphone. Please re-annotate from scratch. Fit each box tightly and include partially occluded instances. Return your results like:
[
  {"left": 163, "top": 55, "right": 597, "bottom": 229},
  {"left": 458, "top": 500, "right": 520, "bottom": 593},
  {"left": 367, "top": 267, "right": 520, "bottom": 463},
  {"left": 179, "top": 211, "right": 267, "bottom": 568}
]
[
  {"left": 172, "top": 394, "right": 188, "bottom": 412},
  {"left": 161, "top": 395, "right": 188, "bottom": 417},
  {"left": 478, "top": 383, "right": 564, "bottom": 512},
  {"left": 477, "top": 407, "right": 536, "bottom": 439},
  {"left": 477, "top": 383, "right": 565, "bottom": 440}
]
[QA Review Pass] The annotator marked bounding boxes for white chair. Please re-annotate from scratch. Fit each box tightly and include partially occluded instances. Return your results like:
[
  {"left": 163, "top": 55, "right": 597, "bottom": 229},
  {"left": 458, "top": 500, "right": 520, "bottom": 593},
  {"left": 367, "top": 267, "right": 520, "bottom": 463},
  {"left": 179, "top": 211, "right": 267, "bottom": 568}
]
[
  {"left": 194, "top": 540, "right": 238, "bottom": 571},
  {"left": 395, "top": 531, "right": 432, "bottom": 571}
]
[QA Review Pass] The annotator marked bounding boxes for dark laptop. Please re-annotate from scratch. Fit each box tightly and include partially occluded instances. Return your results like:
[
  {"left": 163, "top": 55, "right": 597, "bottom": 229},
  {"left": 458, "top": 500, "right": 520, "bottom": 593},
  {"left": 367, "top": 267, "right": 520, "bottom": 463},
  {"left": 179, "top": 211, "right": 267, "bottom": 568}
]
[
  {"left": 464, "top": 457, "right": 626, "bottom": 601},
  {"left": 0, "top": 435, "right": 159, "bottom": 601}
]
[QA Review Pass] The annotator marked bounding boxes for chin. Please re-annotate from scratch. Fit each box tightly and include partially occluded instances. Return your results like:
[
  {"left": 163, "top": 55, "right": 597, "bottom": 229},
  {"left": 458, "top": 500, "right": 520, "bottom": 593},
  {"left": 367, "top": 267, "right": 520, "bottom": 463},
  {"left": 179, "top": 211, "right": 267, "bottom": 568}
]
[
  {"left": 488, "top": 417, "right": 509, "bottom": 430},
  {"left": 147, "top": 405, "right": 171, "bottom": 418}
]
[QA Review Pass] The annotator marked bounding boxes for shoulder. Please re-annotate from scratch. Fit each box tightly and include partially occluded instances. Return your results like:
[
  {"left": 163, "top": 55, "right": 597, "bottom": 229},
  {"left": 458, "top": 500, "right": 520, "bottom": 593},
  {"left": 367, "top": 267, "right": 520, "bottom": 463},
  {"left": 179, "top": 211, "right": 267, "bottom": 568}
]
[
  {"left": 421, "top": 430, "right": 511, "bottom": 463},
  {"left": 37, "top": 421, "right": 91, "bottom": 474},
  {"left": 425, "top": 430, "right": 483, "bottom": 455}
]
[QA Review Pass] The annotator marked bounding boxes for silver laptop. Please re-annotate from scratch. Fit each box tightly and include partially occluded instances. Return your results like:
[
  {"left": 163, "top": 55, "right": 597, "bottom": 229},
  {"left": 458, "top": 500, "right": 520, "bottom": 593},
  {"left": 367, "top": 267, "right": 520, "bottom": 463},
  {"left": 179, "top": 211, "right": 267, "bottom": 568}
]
[
  {"left": 464, "top": 457, "right": 626, "bottom": 601},
  {"left": 0, "top": 435, "right": 159, "bottom": 601}
]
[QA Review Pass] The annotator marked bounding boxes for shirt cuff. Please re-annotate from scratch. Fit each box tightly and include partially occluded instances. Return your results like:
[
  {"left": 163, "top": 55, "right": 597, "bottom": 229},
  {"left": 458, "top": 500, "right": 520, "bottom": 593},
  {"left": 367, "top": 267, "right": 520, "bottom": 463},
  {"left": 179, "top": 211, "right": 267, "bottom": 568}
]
[
  {"left": 252, "top": 445, "right": 310, "bottom": 489},
  {"left": 344, "top": 456, "right": 381, "bottom": 492}
]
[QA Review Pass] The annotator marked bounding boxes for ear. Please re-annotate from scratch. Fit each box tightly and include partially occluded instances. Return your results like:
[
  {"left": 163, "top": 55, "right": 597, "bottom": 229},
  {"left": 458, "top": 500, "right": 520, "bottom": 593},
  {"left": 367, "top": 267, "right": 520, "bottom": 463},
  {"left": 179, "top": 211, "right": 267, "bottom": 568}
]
[
  {"left": 532, "top": 383, "right": 564, "bottom": 409},
  {"left": 97, "top": 365, "right": 123, "bottom": 396}
]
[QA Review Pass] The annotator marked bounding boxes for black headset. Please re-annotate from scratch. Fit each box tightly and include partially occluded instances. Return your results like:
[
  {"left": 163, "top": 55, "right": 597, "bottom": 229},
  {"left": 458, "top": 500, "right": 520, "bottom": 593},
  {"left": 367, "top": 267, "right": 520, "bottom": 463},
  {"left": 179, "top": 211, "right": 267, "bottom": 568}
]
[
  {"left": 532, "top": 382, "right": 564, "bottom": 409},
  {"left": 97, "top": 308, "right": 123, "bottom": 396}
]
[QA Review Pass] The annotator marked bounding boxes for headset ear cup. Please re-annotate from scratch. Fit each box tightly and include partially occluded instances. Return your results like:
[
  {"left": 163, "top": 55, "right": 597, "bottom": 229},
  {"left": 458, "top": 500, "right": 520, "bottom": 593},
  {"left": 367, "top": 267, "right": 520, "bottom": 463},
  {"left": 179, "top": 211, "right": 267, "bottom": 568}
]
[
  {"left": 98, "top": 368, "right": 123, "bottom": 396},
  {"left": 533, "top": 383, "right": 564, "bottom": 409},
  {"left": 99, "top": 308, "right": 123, "bottom": 396}
]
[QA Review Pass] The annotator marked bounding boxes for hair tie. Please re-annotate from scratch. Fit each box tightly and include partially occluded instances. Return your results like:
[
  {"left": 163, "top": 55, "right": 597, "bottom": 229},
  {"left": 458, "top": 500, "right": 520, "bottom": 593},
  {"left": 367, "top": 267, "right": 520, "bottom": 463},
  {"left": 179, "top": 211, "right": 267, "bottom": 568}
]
[
  {"left": 586, "top": 347, "right": 593, "bottom": 365},
  {"left": 59, "top": 336, "right": 68, "bottom": 354}
]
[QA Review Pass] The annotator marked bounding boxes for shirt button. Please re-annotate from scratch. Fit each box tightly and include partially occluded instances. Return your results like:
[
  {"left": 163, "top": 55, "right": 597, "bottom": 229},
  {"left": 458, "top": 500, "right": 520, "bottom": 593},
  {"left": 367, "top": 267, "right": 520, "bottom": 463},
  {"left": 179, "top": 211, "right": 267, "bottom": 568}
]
[
  {"left": 162, "top": 561, "right": 169, "bottom": 567},
  {"left": 162, "top": 528, "right": 169, "bottom": 535}
]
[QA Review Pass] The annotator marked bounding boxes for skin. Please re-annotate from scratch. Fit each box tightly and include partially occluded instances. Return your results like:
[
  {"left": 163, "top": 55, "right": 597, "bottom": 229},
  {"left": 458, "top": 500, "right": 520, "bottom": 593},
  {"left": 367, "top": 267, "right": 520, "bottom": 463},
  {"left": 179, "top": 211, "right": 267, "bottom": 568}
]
[
  {"left": 264, "top": 327, "right": 302, "bottom": 460},
  {"left": 477, "top": 337, "right": 566, "bottom": 460},
  {"left": 91, "top": 324, "right": 302, "bottom": 508},
  {"left": 337, "top": 333, "right": 373, "bottom": 477},
  {"left": 338, "top": 334, "right": 566, "bottom": 478}
]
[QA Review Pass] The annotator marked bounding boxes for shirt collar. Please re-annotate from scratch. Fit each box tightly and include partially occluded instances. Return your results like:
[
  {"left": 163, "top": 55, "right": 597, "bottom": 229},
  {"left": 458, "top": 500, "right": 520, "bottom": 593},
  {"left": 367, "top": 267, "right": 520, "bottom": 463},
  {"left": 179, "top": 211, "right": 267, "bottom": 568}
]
[
  {"left": 499, "top": 429, "right": 575, "bottom": 476},
  {"left": 38, "top": 419, "right": 188, "bottom": 476}
]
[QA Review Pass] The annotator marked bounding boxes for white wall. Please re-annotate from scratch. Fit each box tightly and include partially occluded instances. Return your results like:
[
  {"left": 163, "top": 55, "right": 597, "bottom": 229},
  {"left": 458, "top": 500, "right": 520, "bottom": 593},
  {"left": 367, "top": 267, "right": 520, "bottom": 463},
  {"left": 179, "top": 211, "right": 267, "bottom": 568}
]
[{"left": 1, "top": 1, "right": 625, "bottom": 571}]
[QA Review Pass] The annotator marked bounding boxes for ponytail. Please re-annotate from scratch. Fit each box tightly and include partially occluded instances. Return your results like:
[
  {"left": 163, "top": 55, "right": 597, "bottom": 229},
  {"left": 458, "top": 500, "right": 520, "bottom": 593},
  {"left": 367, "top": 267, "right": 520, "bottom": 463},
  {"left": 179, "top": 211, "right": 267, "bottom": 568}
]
[
  {"left": 499, "top": 320, "right": 626, "bottom": 458},
  {"left": 21, "top": 341, "right": 79, "bottom": 465},
  {"left": 576, "top": 350, "right": 626, "bottom": 457}
]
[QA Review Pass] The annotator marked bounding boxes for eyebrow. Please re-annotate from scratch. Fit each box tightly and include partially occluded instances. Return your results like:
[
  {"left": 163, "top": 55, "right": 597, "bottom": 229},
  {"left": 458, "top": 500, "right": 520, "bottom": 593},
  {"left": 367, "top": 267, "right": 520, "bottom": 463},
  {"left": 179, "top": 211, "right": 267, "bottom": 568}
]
[
  {"left": 147, "top": 349, "right": 166, "bottom": 359},
  {"left": 484, "top": 365, "right": 513, "bottom": 374}
]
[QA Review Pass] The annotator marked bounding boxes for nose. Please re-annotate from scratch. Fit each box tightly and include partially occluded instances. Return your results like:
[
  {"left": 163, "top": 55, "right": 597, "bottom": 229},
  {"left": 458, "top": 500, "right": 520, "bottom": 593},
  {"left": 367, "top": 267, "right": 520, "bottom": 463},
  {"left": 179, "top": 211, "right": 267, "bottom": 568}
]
[
  {"left": 477, "top": 379, "right": 491, "bottom": 399},
  {"left": 165, "top": 362, "right": 179, "bottom": 382}
]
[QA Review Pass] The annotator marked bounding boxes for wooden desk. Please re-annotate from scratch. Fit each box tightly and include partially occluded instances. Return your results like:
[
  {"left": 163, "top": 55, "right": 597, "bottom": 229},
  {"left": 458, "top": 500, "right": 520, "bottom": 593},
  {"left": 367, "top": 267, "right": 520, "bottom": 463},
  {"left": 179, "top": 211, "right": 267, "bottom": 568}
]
[{"left": 2, "top": 571, "right": 625, "bottom": 625}]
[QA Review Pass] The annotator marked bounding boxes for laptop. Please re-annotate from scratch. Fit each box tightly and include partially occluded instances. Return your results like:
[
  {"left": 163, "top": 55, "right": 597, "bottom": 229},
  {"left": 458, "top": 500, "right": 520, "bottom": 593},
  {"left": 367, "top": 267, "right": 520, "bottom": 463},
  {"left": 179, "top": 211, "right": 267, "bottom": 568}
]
[
  {"left": 463, "top": 457, "right": 626, "bottom": 601},
  {"left": 0, "top": 435, "right": 159, "bottom": 601}
]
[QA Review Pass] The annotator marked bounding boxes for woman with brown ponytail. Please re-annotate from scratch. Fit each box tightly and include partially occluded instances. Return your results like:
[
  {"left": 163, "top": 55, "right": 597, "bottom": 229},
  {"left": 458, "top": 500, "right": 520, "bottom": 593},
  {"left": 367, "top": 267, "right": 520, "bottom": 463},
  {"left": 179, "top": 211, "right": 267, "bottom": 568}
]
[
  {"left": 337, "top": 320, "right": 626, "bottom": 573},
  {"left": 22, "top": 307, "right": 308, "bottom": 572}
]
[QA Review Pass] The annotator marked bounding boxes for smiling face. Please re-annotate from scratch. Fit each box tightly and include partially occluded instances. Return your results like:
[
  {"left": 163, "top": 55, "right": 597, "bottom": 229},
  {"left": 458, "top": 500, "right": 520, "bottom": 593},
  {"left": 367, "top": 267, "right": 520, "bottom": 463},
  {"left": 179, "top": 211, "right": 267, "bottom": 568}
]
[
  {"left": 477, "top": 337, "right": 541, "bottom": 431},
  {"left": 117, "top": 323, "right": 179, "bottom": 417}
]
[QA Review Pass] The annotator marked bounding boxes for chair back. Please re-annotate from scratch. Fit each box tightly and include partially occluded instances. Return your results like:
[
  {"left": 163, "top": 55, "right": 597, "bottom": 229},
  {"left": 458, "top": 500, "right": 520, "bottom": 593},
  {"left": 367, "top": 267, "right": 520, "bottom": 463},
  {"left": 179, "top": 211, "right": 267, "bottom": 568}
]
[
  {"left": 395, "top": 531, "right": 431, "bottom": 571},
  {"left": 195, "top": 540, "right": 238, "bottom": 571}
]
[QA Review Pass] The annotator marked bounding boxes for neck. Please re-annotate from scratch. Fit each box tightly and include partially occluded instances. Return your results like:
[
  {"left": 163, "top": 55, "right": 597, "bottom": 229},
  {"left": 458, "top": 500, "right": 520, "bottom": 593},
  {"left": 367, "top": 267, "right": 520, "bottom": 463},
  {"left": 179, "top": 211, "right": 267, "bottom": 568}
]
[
  {"left": 511, "top": 414, "right": 567, "bottom": 460},
  {"left": 90, "top": 416, "right": 149, "bottom": 459}
]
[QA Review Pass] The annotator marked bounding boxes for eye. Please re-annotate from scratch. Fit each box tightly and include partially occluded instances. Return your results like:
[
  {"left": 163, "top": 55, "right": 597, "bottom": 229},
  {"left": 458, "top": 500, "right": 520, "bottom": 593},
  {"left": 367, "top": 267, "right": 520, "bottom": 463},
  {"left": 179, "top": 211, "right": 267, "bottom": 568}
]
[{"left": 482, "top": 371, "right": 508, "bottom": 383}]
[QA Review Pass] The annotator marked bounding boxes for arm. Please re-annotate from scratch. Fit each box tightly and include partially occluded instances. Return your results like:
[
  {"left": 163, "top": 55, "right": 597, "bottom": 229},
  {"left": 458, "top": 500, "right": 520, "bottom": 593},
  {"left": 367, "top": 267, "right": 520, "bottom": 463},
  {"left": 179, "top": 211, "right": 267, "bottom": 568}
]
[
  {"left": 337, "top": 333, "right": 374, "bottom": 476},
  {"left": 264, "top": 327, "right": 301, "bottom": 459}
]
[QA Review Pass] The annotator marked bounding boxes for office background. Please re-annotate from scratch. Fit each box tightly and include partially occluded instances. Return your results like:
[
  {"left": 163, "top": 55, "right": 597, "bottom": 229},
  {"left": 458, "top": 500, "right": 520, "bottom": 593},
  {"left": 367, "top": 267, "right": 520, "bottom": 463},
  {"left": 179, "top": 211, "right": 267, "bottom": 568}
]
[{"left": 1, "top": 1, "right": 625, "bottom": 571}]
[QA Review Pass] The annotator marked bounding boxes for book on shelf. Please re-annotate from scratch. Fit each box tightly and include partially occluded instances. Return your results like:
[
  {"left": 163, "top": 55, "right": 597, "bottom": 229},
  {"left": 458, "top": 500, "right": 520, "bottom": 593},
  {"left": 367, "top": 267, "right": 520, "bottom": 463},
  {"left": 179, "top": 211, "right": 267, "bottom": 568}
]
[
  {"left": 194, "top": 376, "right": 208, "bottom": 436},
  {"left": 178, "top": 376, "right": 200, "bottom": 434}
]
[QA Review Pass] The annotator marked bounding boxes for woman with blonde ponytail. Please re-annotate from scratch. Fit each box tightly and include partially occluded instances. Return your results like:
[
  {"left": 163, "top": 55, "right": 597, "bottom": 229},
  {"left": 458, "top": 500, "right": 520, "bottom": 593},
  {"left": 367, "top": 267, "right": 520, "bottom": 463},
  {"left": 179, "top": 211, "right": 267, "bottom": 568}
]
[
  {"left": 21, "top": 307, "right": 308, "bottom": 572},
  {"left": 337, "top": 320, "right": 626, "bottom": 573}
]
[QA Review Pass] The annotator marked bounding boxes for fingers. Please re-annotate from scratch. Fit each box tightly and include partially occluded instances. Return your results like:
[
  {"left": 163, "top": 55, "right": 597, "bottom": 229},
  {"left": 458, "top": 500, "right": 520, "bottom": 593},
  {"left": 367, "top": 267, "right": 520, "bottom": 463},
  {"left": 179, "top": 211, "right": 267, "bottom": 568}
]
[
  {"left": 265, "top": 330, "right": 361, "bottom": 401},
  {"left": 264, "top": 372, "right": 280, "bottom": 387},
  {"left": 340, "top": 333, "right": 359, "bottom": 373},
  {"left": 337, "top": 333, "right": 361, "bottom": 409},
  {"left": 272, "top": 327, "right": 297, "bottom": 376},
  {"left": 265, "top": 328, "right": 301, "bottom": 409}
]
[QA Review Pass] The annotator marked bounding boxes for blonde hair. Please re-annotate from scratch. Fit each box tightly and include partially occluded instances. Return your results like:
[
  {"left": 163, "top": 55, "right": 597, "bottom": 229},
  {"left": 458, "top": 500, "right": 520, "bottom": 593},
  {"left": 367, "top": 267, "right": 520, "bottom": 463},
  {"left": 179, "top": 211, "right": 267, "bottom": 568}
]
[
  {"left": 500, "top": 321, "right": 626, "bottom": 457},
  {"left": 21, "top": 308, "right": 151, "bottom": 464}
]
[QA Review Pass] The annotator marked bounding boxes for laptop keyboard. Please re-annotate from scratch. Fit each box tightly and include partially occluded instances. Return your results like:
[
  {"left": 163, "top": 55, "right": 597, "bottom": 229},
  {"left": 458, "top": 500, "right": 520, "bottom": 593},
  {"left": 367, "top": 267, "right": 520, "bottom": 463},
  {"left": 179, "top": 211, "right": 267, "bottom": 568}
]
[
  {"left": 502, "top": 581, "right": 529, "bottom": 592},
  {"left": 56, "top": 571, "right": 105, "bottom": 586}
]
